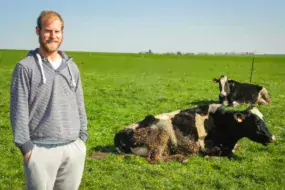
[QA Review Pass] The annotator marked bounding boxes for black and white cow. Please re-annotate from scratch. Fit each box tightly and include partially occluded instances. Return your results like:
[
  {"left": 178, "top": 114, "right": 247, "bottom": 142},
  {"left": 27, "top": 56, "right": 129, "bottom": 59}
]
[
  {"left": 114, "top": 104, "right": 275, "bottom": 163},
  {"left": 213, "top": 75, "right": 271, "bottom": 107}
]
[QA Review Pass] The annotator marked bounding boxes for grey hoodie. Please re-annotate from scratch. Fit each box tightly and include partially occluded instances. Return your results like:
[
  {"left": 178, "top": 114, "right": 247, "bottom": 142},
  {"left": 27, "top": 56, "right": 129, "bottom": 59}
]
[{"left": 10, "top": 48, "right": 88, "bottom": 156}]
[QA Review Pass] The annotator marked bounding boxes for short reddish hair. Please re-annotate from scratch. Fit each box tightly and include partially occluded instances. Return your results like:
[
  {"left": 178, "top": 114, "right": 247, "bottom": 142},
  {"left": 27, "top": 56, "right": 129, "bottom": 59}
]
[{"left": 37, "top": 10, "right": 64, "bottom": 30}]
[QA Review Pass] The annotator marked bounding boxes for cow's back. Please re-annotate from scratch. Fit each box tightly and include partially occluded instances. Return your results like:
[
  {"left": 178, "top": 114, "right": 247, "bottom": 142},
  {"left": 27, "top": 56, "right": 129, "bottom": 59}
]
[{"left": 229, "top": 81, "right": 263, "bottom": 103}]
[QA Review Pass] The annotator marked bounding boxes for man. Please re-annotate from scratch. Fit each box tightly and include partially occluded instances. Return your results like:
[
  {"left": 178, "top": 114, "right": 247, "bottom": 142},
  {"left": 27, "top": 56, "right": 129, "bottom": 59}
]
[{"left": 10, "top": 10, "right": 88, "bottom": 189}]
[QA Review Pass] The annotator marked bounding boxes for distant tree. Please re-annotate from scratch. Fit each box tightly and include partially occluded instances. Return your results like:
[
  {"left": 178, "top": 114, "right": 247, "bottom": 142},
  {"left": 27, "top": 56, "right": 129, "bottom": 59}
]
[
  {"left": 177, "top": 51, "right": 182, "bottom": 55},
  {"left": 148, "top": 49, "right": 152, "bottom": 54}
]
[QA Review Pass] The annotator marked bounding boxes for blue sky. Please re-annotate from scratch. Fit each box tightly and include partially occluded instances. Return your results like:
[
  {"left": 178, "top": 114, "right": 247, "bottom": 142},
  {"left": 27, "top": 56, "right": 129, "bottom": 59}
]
[{"left": 1, "top": 0, "right": 284, "bottom": 54}]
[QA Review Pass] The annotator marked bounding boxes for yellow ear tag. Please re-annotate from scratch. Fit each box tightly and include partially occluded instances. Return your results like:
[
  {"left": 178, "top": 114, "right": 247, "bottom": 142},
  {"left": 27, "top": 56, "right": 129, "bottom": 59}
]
[{"left": 237, "top": 118, "right": 243, "bottom": 123}]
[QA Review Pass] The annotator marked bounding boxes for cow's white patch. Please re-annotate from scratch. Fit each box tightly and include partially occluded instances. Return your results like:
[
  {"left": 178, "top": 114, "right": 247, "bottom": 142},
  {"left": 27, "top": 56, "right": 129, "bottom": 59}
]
[
  {"left": 250, "top": 107, "right": 264, "bottom": 120},
  {"left": 150, "top": 119, "right": 168, "bottom": 130},
  {"left": 150, "top": 119, "right": 177, "bottom": 147},
  {"left": 125, "top": 123, "right": 139, "bottom": 129},
  {"left": 159, "top": 119, "right": 177, "bottom": 146},
  {"left": 232, "top": 101, "right": 239, "bottom": 107},
  {"left": 131, "top": 147, "right": 149, "bottom": 156},
  {"left": 208, "top": 104, "right": 222, "bottom": 113},
  {"left": 222, "top": 100, "right": 228, "bottom": 106},
  {"left": 195, "top": 114, "right": 212, "bottom": 149},
  {"left": 220, "top": 76, "right": 228, "bottom": 96},
  {"left": 156, "top": 114, "right": 169, "bottom": 120},
  {"left": 156, "top": 110, "right": 180, "bottom": 120},
  {"left": 271, "top": 135, "right": 276, "bottom": 141}
]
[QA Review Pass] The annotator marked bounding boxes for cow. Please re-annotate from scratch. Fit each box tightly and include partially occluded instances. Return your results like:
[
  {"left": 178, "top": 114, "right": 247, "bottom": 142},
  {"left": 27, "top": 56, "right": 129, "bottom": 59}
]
[
  {"left": 213, "top": 75, "right": 271, "bottom": 107},
  {"left": 114, "top": 104, "right": 275, "bottom": 164}
]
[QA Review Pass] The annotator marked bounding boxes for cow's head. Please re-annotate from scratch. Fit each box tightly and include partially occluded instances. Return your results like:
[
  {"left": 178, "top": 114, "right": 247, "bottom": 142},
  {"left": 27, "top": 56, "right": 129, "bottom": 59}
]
[
  {"left": 213, "top": 75, "right": 230, "bottom": 105},
  {"left": 234, "top": 105, "right": 275, "bottom": 146}
]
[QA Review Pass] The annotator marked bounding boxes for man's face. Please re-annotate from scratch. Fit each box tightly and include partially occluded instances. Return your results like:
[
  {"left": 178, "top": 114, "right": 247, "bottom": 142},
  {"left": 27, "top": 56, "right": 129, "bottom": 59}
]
[{"left": 36, "top": 18, "right": 63, "bottom": 53}]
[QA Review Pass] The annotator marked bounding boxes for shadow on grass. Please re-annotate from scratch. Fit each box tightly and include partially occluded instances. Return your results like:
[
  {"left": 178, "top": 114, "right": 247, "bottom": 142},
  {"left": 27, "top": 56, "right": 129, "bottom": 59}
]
[
  {"left": 92, "top": 144, "right": 117, "bottom": 153},
  {"left": 189, "top": 99, "right": 220, "bottom": 106},
  {"left": 89, "top": 144, "right": 246, "bottom": 162},
  {"left": 89, "top": 145, "right": 118, "bottom": 160}
]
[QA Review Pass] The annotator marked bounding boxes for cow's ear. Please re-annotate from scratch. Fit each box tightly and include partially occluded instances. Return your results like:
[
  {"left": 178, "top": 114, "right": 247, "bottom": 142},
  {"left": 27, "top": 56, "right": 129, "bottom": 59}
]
[
  {"left": 213, "top": 78, "right": 219, "bottom": 83},
  {"left": 234, "top": 113, "right": 245, "bottom": 123}
]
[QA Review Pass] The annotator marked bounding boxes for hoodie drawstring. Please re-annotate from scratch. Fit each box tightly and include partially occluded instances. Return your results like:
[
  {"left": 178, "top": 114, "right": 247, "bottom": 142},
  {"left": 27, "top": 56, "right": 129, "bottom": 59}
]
[
  {"left": 36, "top": 53, "right": 47, "bottom": 84},
  {"left": 36, "top": 53, "right": 76, "bottom": 88},
  {"left": 67, "top": 64, "right": 76, "bottom": 88}
]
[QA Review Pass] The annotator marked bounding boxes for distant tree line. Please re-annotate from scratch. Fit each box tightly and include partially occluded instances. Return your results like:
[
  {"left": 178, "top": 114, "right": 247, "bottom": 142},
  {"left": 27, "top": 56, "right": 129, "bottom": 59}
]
[{"left": 139, "top": 49, "right": 255, "bottom": 55}]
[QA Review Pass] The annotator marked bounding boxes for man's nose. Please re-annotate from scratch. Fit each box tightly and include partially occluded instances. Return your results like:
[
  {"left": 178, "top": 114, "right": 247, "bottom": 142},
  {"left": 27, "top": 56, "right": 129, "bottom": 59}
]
[{"left": 50, "top": 31, "right": 56, "bottom": 38}]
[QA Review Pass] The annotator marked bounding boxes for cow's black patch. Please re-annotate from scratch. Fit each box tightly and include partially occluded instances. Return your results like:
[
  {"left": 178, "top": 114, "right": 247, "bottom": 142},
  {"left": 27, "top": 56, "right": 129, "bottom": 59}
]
[
  {"left": 227, "top": 80, "right": 263, "bottom": 104},
  {"left": 205, "top": 107, "right": 245, "bottom": 154},
  {"left": 138, "top": 115, "right": 159, "bottom": 128},
  {"left": 172, "top": 111, "right": 198, "bottom": 140},
  {"left": 114, "top": 128, "right": 135, "bottom": 153},
  {"left": 180, "top": 105, "right": 210, "bottom": 116}
]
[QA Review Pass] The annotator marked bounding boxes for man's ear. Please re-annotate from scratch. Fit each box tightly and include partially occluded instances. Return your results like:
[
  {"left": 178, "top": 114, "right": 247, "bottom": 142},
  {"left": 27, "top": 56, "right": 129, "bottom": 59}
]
[
  {"left": 36, "top": 26, "right": 40, "bottom": 35},
  {"left": 234, "top": 113, "right": 245, "bottom": 123},
  {"left": 213, "top": 78, "right": 219, "bottom": 83}
]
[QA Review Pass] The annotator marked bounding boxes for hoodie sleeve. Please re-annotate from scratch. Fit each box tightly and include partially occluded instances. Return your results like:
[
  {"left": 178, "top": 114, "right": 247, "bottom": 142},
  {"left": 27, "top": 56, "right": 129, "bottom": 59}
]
[
  {"left": 75, "top": 70, "right": 88, "bottom": 143},
  {"left": 10, "top": 64, "right": 34, "bottom": 156}
]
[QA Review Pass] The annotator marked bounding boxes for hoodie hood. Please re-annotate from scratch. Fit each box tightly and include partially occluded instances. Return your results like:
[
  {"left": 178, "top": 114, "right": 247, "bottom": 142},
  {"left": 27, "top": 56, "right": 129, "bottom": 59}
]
[{"left": 26, "top": 48, "right": 76, "bottom": 87}]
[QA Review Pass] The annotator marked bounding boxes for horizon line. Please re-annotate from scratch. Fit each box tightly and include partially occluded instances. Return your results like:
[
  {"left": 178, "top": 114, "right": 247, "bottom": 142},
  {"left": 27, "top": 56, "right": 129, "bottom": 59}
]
[{"left": 0, "top": 48, "right": 284, "bottom": 56}]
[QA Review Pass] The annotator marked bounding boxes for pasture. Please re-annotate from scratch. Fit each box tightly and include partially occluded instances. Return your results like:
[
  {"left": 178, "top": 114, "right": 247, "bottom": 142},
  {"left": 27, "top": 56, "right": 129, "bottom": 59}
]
[{"left": 0, "top": 49, "right": 284, "bottom": 189}]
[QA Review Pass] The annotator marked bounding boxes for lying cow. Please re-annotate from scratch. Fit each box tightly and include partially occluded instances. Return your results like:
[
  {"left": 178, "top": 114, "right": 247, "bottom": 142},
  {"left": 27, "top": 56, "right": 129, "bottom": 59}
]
[
  {"left": 213, "top": 75, "right": 271, "bottom": 106},
  {"left": 114, "top": 104, "right": 275, "bottom": 163}
]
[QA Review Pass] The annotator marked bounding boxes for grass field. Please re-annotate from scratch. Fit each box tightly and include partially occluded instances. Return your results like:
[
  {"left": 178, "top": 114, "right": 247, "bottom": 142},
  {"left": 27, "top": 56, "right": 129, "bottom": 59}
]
[{"left": 0, "top": 49, "right": 285, "bottom": 189}]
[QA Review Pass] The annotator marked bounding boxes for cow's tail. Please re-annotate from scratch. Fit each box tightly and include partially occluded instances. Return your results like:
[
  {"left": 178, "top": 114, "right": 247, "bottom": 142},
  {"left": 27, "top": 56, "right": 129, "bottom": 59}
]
[{"left": 259, "top": 87, "right": 271, "bottom": 104}]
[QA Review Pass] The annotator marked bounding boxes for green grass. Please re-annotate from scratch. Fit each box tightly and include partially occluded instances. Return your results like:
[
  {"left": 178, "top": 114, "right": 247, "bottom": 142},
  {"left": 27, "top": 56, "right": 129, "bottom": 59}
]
[{"left": 1, "top": 49, "right": 285, "bottom": 189}]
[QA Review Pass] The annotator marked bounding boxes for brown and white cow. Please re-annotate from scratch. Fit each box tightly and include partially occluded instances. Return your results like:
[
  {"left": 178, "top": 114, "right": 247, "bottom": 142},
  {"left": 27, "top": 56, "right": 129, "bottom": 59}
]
[
  {"left": 114, "top": 104, "right": 275, "bottom": 163},
  {"left": 213, "top": 75, "right": 271, "bottom": 107}
]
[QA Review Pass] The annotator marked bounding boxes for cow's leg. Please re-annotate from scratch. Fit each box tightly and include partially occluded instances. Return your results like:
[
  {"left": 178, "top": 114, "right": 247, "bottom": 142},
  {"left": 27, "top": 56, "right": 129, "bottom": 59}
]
[
  {"left": 203, "top": 144, "right": 239, "bottom": 158},
  {"left": 257, "top": 98, "right": 268, "bottom": 105},
  {"left": 257, "top": 88, "right": 271, "bottom": 105},
  {"left": 147, "top": 149, "right": 161, "bottom": 164},
  {"left": 206, "top": 147, "right": 221, "bottom": 156},
  {"left": 232, "top": 144, "right": 241, "bottom": 152},
  {"left": 162, "top": 154, "right": 189, "bottom": 163},
  {"left": 146, "top": 129, "right": 171, "bottom": 164}
]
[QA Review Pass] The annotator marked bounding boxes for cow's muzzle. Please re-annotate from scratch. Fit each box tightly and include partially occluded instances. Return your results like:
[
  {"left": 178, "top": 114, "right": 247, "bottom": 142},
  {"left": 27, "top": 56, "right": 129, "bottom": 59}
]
[
  {"left": 263, "top": 135, "right": 276, "bottom": 146},
  {"left": 270, "top": 135, "right": 276, "bottom": 142}
]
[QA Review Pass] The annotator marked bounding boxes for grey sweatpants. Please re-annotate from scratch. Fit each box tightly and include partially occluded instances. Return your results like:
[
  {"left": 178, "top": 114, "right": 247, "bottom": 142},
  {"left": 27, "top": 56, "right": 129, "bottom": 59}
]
[{"left": 23, "top": 138, "right": 86, "bottom": 190}]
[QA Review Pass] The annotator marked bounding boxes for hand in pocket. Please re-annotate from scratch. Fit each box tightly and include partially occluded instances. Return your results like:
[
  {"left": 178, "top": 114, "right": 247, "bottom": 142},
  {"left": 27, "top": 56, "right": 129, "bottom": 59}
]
[{"left": 24, "top": 151, "right": 32, "bottom": 165}]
